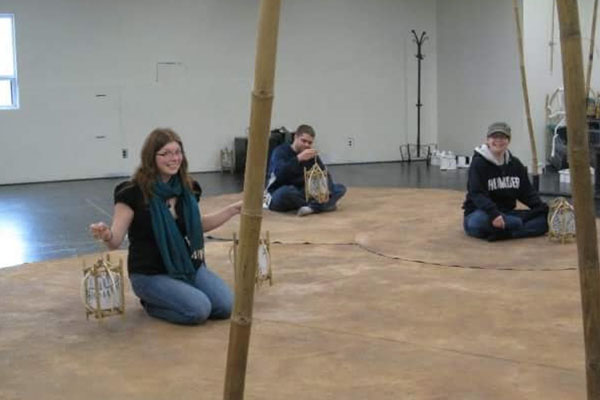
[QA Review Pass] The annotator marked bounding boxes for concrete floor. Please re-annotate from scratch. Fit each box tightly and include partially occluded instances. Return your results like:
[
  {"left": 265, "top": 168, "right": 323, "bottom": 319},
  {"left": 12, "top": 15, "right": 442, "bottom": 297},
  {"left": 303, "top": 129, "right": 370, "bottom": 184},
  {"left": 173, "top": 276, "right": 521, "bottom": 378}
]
[{"left": 0, "top": 162, "right": 582, "bottom": 269}]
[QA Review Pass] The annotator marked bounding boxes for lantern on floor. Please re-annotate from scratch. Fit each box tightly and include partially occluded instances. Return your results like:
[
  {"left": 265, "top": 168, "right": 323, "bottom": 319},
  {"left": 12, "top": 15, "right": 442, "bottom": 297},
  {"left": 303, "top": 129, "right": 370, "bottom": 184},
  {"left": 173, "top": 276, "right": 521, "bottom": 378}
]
[
  {"left": 547, "top": 197, "right": 576, "bottom": 243},
  {"left": 231, "top": 231, "right": 273, "bottom": 287},
  {"left": 81, "top": 253, "right": 125, "bottom": 319},
  {"left": 220, "top": 147, "right": 234, "bottom": 173},
  {"left": 304, "top": 163, "right": 329, "bottom": 204}
]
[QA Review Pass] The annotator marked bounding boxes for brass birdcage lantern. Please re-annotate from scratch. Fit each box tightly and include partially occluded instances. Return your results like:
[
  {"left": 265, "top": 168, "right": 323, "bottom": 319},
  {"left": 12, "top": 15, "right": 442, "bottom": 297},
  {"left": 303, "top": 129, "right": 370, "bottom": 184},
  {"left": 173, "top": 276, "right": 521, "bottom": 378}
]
[
  {"left": 220, "top": 147, "right": 234, "bottom": 173},
  {"left": 81, "top": 253, "right": 125, "bottom": 320},
  {"left": 547, "top": 197, "right": 576, "bottom": 243},
  {"left": 304, "top": 163, "right": 330, "bottom": 204},
  {"left": 231, "top": 231, "right": 273, "bottom": 287}
]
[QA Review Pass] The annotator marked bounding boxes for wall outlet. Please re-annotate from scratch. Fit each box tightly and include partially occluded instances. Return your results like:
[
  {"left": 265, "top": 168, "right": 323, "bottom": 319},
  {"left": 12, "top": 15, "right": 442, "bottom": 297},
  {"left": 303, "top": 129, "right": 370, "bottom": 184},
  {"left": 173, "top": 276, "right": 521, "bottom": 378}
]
[
  {"left": 122, "top": 149, "right": 128, "bottom": 159},
  {"left": 347, "top": 137, "right": 354, "bottom": 148}
]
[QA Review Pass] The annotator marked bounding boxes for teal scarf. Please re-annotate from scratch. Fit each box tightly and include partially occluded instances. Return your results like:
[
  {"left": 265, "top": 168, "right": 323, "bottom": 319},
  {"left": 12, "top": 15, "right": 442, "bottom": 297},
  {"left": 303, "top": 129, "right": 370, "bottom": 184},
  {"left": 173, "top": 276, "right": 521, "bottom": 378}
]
[{"left": 149, "top": 175, "right": 203, "bottom": 283}]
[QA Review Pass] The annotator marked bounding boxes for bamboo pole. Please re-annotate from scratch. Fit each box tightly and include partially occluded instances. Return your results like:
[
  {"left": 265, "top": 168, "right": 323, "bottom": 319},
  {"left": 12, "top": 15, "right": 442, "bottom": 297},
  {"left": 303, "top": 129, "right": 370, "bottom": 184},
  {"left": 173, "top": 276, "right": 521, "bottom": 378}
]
[
  {"left": 223, "top": 1, "right": 281, "bottom": 399},
  {"left": 512, "top": 0, "right": 540, "bottom": 188},
  {"left": 586, "top": 0, "right": 599, "bottom": 97},
  {"left": 550, "top": 0, "right": 557, "bottom": 74},
  {"left": 556, "top": 1, "right": 600, "bottom": 398}
]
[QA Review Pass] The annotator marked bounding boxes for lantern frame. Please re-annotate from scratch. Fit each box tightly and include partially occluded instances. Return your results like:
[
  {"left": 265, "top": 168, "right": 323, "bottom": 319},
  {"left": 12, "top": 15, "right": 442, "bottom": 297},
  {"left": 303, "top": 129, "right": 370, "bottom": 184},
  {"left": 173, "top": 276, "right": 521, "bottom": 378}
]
[
  {"left": 547, "top": 197, "right": 576, "bottom": 244},
  {"left": 220, "top": 147, "right": 234, "bottom": 173},
  {"left": 81, "top": 253, "right": 125, "bottom": 320},
  {"left": 231, "top": 231, "right": 273, "bottom": 287},
  {"left": 304, "top": 163, "right": 330, "bottom": 204}
]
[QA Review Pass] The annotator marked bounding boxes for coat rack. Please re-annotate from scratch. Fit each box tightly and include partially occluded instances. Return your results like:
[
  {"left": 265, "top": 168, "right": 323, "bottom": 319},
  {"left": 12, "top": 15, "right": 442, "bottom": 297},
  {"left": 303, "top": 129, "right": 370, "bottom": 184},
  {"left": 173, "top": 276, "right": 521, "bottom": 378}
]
[{"left": 400, "top": 30, "right": 433, "bottom": 164}]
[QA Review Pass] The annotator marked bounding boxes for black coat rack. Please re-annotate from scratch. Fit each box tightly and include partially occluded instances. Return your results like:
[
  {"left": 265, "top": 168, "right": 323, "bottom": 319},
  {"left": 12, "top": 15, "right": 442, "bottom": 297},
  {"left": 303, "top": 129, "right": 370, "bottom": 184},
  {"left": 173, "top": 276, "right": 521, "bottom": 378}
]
[
  {"left": 400, "top": 30, "right": 431, "bottom": 164},
  {"left": 412, "top": 29, "right": 428, "bottom": 157}
]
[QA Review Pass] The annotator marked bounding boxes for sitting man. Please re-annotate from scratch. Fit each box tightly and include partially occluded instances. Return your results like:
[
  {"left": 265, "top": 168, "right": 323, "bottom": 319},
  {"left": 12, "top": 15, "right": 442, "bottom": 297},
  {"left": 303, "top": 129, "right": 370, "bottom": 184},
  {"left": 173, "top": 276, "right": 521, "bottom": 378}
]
[
  {"left": 463, "top": 122, "right": 548, "bottom": 241},
  {"left": 264, "top": 124, "right": 346, "bottom": 216}
]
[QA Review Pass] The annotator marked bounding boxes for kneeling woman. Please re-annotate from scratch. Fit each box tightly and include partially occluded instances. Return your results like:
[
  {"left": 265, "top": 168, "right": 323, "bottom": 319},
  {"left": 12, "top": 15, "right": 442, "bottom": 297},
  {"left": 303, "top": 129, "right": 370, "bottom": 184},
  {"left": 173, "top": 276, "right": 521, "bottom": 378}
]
[
  {"left": 90, "top": 128, "right": 241, "bottom": 325},
  {"left": 463, "top": 122, "right": 548, "bottom": 241}
]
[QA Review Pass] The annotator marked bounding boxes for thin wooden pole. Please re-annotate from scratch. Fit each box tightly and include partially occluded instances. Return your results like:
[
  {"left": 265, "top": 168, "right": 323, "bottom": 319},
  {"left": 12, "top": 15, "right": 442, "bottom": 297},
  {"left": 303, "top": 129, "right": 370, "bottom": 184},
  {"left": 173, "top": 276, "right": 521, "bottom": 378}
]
[
  {"left": 223, "top": 1, "right": 281, "bottom": 399},
  {"left": 550, "top": 0, "right": 557, "bottom": 74},
  {"left": 586, "top": 0, "right": 599, "bottom": 97},
  {"left": 556, "top": 1, "right": 600, "bottom": 398},
  {"left": 513, "top": 0, "right": 540, "bottom": 188}
]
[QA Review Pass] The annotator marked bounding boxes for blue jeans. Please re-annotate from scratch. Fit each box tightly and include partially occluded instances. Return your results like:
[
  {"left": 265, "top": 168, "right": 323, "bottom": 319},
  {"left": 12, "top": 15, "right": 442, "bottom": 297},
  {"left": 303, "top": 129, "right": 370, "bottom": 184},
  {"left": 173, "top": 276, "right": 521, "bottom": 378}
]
[
  {"left": 129, "top": 265, "right": 232, "bottom": 325},
  {"left": 463, "top": 209, "right": 548, "bottom": 240},
  {"left": 268, "top": 183, "right": 347, "bottom": 213}
]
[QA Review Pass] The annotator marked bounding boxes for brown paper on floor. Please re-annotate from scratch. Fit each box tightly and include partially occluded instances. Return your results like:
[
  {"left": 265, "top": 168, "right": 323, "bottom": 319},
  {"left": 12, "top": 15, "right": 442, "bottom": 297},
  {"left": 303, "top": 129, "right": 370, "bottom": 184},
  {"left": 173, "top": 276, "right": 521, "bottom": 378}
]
[
  {"left": 0, "top": 188, "right": 588, "bottom": 399},
  {"left": 205, "top": 187, "right": 582, "bottom": 270}
]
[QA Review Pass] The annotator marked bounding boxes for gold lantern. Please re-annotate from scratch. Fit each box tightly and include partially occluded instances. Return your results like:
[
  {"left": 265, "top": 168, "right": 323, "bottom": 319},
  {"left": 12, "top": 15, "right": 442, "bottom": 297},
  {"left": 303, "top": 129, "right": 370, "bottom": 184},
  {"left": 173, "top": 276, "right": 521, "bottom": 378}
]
[
  {"left": 231, "top": 231, "right": 273, "bottom": 288},
  {"left": 304, "top": 163, "right": 330, "bottom": 204},
  {"left": 547, "top": 197, "right": 576, "bottom": 243},
  {"left": 81, "top": 253, "right": 125, "bottom": 320},
  {"left": 220, "top": 147, "right": 234, "bottom": 173}
]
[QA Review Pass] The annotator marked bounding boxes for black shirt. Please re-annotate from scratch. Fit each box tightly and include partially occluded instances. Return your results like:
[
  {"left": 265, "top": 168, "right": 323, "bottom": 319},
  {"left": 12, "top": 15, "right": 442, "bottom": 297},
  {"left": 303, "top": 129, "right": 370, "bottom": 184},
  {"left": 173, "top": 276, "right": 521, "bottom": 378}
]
[{"left": 114, "top": 180, "right": 202, "bottom": 275}]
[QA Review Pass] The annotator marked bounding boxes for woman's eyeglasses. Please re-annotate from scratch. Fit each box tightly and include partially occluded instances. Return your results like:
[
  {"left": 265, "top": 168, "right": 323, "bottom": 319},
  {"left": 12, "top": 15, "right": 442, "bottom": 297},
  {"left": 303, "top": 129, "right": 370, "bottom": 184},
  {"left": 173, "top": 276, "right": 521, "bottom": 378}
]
[{"left": 156, "top": 150, "right": 183, "bottom": 158}]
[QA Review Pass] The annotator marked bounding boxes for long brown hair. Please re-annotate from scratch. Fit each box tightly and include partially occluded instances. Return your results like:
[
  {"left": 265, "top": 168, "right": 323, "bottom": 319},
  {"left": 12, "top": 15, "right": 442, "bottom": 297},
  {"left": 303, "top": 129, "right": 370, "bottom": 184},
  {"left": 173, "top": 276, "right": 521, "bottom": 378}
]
[{"left": 133, "top": 128, "right": 194, "bottom": 201}]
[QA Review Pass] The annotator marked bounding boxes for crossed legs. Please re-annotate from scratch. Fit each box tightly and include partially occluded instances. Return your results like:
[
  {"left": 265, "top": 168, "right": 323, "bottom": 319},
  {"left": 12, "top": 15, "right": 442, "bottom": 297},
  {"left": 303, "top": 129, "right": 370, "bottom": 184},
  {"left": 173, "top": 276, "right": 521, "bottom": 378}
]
[{"left": 464, "top": 209, "right": 548, "bottom": 241}]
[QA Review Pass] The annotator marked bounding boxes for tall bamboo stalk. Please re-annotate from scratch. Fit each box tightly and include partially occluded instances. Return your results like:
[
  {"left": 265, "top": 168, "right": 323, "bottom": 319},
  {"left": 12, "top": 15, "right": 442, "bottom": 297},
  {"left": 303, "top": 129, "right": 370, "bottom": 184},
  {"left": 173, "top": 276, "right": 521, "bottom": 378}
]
[
  {"left": 513, "top": 0, "right": 540, "bottom": 188},
  {"left": 222, "top": 1, "right": 281, "bottom": 399},
  {"left": 551, "top": 0, "right": 557, "bottom": 74},
  {"left": 586, "top": 0, "right": 599, "bottom": 97},
  {"left": 556, "top": 1, "right": 600, "bottom": 398}
]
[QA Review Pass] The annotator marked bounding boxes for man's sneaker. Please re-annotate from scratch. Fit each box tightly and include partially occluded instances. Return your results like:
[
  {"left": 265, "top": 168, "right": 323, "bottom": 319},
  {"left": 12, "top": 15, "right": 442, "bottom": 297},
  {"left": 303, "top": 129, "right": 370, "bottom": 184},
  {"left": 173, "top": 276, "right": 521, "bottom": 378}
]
[{"left": 297, "top": 206, "right": 315, "bottom": 217}]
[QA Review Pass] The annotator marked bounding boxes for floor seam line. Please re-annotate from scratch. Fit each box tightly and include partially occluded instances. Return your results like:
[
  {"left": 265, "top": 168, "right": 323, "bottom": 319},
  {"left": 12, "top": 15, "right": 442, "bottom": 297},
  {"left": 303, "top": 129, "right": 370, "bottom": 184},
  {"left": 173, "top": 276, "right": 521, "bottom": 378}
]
[{"left": 255, "top": 317, "right": 580, "bottom": 374}]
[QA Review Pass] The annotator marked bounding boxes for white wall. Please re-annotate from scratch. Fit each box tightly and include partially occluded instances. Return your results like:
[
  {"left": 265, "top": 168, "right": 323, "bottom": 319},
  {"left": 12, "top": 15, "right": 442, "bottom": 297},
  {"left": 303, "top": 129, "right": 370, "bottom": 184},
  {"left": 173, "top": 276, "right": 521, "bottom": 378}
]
[
  {"left": 3, "top": 0, "right": 596, "bottom": 185},
  {"left": 436, "top": 0, "right": 528, "bottom": 165},
  {"left": 524, "top": 0, "right": 599, "bottom": 165},
  {"left": 0, "top": 0, "right": 437, "bottom": 184},
  {"left": 1, "top": 0, "right": 258, "bottom": 184},
  {"left": 275, "top": 0, "right": 438, "bottom": 164},
  {"left": 437, "top": 0, "right": 599, "bottom": 170}
]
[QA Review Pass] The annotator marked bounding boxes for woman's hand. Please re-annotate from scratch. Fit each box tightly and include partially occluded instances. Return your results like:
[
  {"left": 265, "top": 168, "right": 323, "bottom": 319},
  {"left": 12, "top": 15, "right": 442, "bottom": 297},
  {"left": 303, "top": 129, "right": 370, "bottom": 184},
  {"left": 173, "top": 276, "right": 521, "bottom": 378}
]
[
  {"left": 492, "top": 215, "right": 505, "bottom": 229},
  {"left": 229, "top": 200, "right": 243, "bottom": 216},
  {"left": 89, "top": 222, "right": 112, "bottom": 242},
  {"left": 88, "top": 203, "right": 134, "bottom": 250}
]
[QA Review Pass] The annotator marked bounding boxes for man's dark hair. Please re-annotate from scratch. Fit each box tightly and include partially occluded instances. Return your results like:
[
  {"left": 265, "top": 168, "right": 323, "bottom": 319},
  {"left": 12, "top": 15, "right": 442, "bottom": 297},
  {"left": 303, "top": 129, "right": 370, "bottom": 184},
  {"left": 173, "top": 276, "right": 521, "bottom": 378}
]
[{"left": 295, "top": 124, "right": 316, "bottom": 138}]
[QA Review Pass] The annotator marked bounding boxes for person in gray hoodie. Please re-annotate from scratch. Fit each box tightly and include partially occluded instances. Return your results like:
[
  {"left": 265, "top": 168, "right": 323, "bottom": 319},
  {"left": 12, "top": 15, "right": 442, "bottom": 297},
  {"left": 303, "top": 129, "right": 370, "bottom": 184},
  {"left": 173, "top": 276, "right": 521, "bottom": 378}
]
[{"left": 462, "top": 122, "right": 548, "bottom": 241}]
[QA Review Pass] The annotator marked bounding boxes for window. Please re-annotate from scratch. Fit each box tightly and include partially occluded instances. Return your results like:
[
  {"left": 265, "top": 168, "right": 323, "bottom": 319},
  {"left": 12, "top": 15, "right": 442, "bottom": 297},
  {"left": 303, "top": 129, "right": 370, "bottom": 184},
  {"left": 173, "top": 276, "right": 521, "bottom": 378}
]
[{"left": 0, "top": 14, "right": 18, "bottom": 109}]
